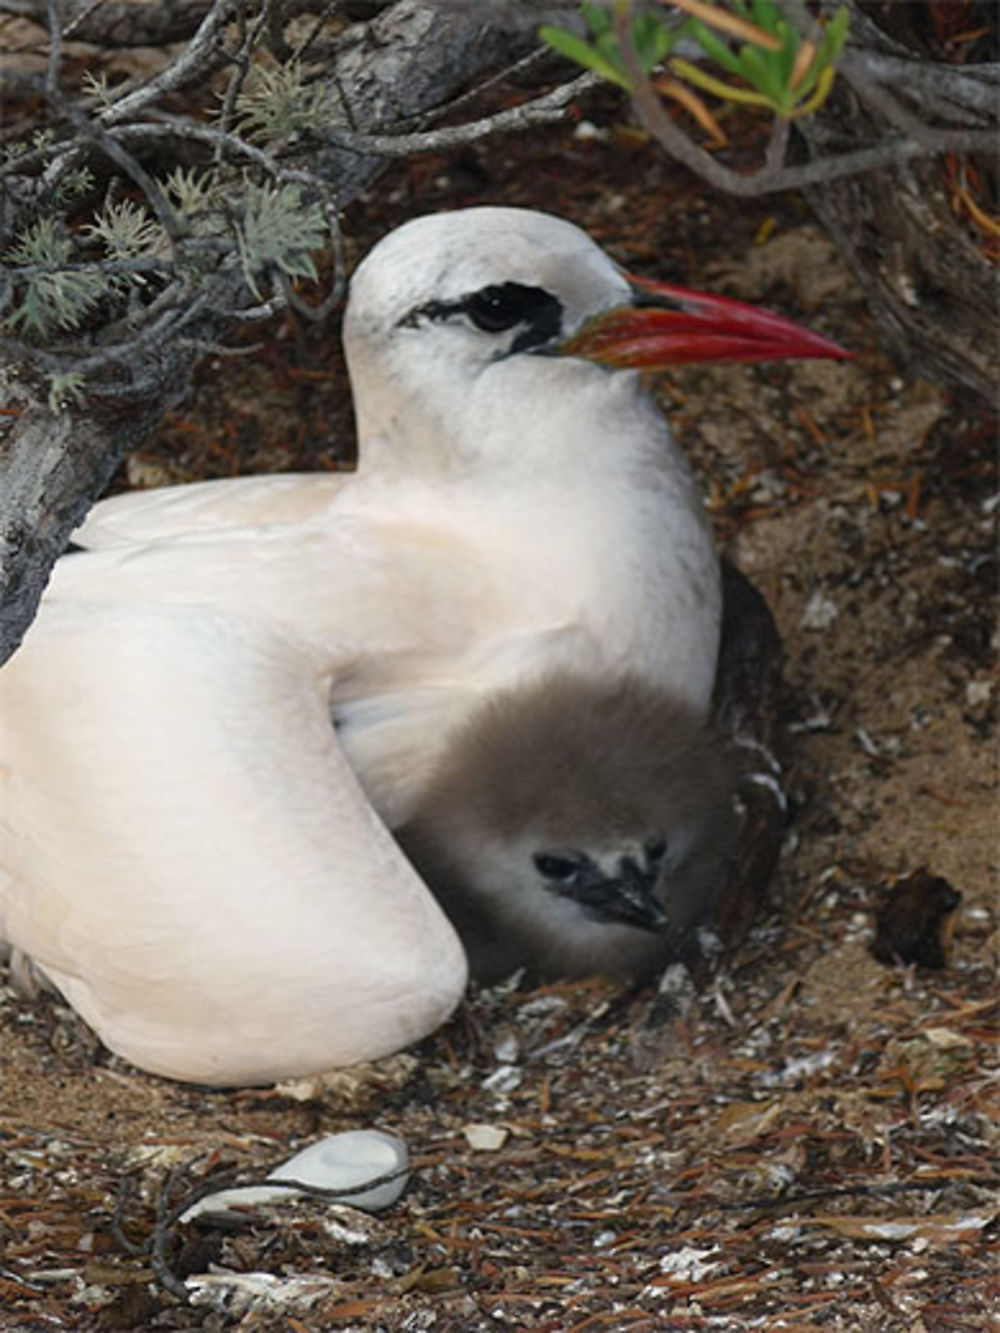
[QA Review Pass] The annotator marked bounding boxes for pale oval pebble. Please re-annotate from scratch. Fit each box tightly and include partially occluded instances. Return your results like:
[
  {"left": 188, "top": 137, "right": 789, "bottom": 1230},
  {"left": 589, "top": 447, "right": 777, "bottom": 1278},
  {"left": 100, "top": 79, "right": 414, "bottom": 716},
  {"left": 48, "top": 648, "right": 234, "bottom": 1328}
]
[
  {"left": 269, "top": 1130, "right": 408, "bottom": 1208},
  {"left": 179, "top": 1129, "right": 408, "bottom": 1223}
]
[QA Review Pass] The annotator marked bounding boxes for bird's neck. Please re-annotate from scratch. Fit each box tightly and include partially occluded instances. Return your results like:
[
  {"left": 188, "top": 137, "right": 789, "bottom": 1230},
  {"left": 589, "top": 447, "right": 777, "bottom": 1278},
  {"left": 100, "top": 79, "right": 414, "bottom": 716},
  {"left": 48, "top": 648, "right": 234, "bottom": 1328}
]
[{"left": 350, "top": 352, "right": 669, "bottom": 488}]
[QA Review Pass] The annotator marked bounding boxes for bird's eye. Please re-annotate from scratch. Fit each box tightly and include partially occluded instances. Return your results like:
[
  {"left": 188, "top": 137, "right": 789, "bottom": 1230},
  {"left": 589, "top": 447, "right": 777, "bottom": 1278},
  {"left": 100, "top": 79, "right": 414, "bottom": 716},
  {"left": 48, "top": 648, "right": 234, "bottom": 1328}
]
[
  {"left": 533, "top": 851, "right": 582, "bottom": 883},
  {"left": 644, "top": 837, "right": 668, "bottom": 865},
  {"left": 402, "top": 283, "right": 562, "bottom": 350},
  {"left": 465, "top": 284, "right": 538, "bottom": 333}
]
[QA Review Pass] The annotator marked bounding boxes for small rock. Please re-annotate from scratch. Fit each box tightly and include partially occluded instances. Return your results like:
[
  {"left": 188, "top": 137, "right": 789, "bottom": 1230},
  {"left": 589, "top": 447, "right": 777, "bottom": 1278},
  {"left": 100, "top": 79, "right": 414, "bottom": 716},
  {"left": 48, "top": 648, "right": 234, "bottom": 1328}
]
[
  {"left": 800, "top": 590, "right": 838, "bottom": 631},
  {"left": 493, "top": 1031, "right": 520, "bottom": 1064},
  {"left": 573, "top": 120, "right": 607, "bottom": 142},
  {"left": 462, "top": 1123, "right": 508, "bottom": 1152},
  {"left": 965, "top": 677, "right": 992, "bottom": 708},
  {"left": 482, "top": 1064, "right": 522, "bottom": 1095}
]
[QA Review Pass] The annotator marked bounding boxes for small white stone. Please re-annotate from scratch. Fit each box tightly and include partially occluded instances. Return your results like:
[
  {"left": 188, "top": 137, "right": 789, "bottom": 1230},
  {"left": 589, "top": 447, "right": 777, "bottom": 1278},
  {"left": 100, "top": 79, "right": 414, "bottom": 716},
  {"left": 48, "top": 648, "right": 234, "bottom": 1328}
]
[
  {"left": 573, "top": 120, "right": 607, "bottom": 142},
  {"left": 493, "top": 1032, "right": 520, "bottom": 1064},
  {"left": 462, "top": 1123, "right": 509, "bottom": 1152},
  {"left": 656, "top": 1246, "right": 720, "bottom": 1282},
  {"left": 482, "top": 1064, "right": 522, "bottom": 1095},
  {"left": 800, "top": 589, "right": 838, "bottom": 631},
  {"left": 921, "top": 1027, "right": 971, "bottom": 1050},
  {"left": 966, "top": 678, "right": 992, "bottom": 707}
]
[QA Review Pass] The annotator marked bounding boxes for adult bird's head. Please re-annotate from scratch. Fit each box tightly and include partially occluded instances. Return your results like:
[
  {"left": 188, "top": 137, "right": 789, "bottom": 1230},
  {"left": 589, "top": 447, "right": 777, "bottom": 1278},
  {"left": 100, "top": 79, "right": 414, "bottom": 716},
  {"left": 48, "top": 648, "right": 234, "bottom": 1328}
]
[
  {"left": 395, "top": 671, "right": 738, "bottom": 986},
  {"left": 344, "top": 206, "right": 849, "bottom": 476}
]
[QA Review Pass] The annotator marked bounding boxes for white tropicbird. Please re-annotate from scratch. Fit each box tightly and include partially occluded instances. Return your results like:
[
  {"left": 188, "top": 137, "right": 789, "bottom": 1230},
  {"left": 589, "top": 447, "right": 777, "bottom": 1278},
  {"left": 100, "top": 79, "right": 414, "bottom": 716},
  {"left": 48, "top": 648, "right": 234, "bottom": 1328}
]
[{"left": 0, "top": 208, "right": 848, "bottom": 1085}]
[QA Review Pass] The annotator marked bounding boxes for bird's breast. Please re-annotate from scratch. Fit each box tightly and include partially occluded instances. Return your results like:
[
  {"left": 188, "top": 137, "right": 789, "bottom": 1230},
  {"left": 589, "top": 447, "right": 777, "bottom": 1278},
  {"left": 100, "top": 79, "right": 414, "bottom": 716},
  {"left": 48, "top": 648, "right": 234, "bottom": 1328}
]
[{"left": 330, "top": 482, "right": 720, "bottom": 830}]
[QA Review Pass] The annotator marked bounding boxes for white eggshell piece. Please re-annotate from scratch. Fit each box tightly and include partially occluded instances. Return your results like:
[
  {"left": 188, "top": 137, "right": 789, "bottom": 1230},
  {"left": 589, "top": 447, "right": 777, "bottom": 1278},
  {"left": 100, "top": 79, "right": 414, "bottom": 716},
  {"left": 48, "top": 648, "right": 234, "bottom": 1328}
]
[
  {"left": 179, "top": 1130, "right": 408, "bottom": 1223},
  {"left": 461, "top": 1123, "right": 509, "bottom": 1152}
]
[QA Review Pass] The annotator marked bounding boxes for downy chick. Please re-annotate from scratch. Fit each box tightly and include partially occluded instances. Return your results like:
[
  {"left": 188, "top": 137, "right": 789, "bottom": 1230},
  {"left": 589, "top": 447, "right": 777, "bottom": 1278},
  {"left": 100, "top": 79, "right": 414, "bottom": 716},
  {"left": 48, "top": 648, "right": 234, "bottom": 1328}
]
[{"left": 396, "top": 672, "right": 737, "bottom": 985}]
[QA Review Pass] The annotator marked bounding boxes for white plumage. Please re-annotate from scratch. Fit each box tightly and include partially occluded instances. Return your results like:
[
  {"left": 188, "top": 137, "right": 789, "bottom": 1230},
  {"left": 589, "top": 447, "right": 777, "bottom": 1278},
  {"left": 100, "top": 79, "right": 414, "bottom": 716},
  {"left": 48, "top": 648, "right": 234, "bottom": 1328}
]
[{"left": 0, "top": 208, "right": 846, "bottom": 1084}]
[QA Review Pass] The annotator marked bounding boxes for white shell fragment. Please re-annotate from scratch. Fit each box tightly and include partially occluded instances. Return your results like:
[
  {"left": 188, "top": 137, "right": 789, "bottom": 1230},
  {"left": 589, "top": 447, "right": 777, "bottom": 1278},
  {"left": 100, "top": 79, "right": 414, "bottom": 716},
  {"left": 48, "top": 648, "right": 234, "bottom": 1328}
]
[
  {"left": 462, "top": 1123, "right": 509, "bottom": 1152},
  {"left": 800, "top": 589, "right": 839, "bottom": 631},
  {"left": 179, "top": 1130, "right": 409, "bottom": 1223},
  {"left": 187, "top": 1271, "right": 348, "bottom": 1317}
]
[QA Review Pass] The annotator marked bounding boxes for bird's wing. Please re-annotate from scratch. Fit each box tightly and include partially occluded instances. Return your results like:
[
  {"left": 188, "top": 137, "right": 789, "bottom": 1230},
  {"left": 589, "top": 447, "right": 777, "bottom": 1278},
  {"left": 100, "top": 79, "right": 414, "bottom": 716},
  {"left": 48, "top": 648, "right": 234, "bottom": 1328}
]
[
  {"left": 72, "top": 473, "right": 348, "bottom": 549},
  {"left": 0, "top": 600, "right": 467, "bottom": 1086},
  {"left": 48, "top": 509, "right": 508, "bottom": 666}
]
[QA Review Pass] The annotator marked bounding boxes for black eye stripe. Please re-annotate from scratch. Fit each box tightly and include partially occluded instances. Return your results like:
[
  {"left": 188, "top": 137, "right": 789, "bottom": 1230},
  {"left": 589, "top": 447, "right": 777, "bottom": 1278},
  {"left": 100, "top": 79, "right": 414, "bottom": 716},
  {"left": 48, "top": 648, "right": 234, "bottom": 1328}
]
[{"left": 400, "top": 282, "right": 563, "bottom": 351}]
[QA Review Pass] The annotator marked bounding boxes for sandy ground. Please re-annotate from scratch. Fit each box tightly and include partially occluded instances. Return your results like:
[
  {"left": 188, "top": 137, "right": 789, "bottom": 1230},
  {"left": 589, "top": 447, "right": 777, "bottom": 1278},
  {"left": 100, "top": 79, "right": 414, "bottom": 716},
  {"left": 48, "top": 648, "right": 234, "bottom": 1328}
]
[{"left": 1, "top": 81, "right": 996, "bottom": 1332}]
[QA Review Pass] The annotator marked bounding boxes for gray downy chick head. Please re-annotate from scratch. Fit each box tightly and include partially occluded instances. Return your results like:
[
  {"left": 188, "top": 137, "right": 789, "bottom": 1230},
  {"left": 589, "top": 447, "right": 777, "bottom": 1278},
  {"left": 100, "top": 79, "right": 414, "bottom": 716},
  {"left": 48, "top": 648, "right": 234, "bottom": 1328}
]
[{"left": 396, "top": 672, "right": 738, "bottom": 986}]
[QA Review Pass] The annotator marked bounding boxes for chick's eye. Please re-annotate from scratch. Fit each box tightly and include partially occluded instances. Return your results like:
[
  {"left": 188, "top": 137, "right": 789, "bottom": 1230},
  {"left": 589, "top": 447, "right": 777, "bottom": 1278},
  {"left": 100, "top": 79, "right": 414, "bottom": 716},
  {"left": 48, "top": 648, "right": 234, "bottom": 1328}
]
[
  {"left": 645, "top": 837, "right": 668, "bottom": 865},
  {"left": 533, "top": 852, "right": 582, "bottom": 883},
  {"left": 465, "top": 284, "right": 533, "bottom": 333}
]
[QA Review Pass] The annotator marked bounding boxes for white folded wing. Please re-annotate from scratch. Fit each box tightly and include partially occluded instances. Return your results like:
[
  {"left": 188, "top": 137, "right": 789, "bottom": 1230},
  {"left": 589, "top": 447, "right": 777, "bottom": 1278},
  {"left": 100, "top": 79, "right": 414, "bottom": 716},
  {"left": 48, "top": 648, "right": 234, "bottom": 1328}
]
[
  {"left": 0, "top": 593, "right": 467, "bottom": 1086},
  {"left": 73, "top": 473, "right": 346, "bottom": 548}
]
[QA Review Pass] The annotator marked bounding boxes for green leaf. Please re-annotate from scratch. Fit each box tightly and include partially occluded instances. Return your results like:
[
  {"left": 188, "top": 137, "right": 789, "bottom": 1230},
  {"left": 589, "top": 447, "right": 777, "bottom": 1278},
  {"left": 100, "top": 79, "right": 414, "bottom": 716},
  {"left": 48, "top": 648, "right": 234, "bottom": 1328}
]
[
  {"left": 3, "top": 216, "right": 107, "bottom": 339},
  {"left": 750, "top": 0, "right": 781, "bottom": 30},
  {"left": 581, "top": 0, "right": 612, "bottom": 39},
  {"left": 773, "top": 20, "right": 797, "bottom": 86},
  {"left": 53, "top": 165, "right": 95, "bottom": 205},
  {"left": 737, "top": 42, "right": 787, "bottom": 110},
  {"left": 237, "top": 182, "right": 327, "bottom": 300},
  {"left": 794, "top": 9, "right": 849, "bottom": 103},
  {"left": 538, "top": 25, "right": 631, "bottom": 89},
  {"left": 671, "top": 57, "right": 772, "bottom": 107},
  {"left": 594, "top": 27, "right": 626, "bottom": 69},
  {"left": 792, "top": 63, "right": 837, "bottom": 117},
  {"left": 83, "top": 199, "right": 165, "bottom": 262},
  {"left": 235, "top": 61, "right": 326, "bottom": 144},
  {"left": 689, "top": 20, "right": 745, "bottom": 78},
  {"left": 815, "top": 5, "right": 850, "bottom": 73},
  {"left": 632, "top": 13, "right": 678, "bottom": 69}
]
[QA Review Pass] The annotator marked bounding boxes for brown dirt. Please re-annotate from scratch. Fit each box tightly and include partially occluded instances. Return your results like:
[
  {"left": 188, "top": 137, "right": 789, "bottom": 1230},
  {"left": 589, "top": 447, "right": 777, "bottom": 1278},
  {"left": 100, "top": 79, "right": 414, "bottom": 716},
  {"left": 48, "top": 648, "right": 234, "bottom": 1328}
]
[{"left": 1, "top": 82, "right": 996, "bottom": 1333}]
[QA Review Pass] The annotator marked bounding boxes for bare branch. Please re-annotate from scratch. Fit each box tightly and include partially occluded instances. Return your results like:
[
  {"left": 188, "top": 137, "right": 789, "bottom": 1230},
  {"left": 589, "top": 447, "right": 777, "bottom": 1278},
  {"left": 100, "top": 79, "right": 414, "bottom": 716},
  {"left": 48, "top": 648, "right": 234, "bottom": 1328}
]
[
  {"left": 43, "top": 0, "right": 62, "bottom": 94},
  {"left": 0, "top": 283, "right": 213, "bottom": 380},
  {"left": 110, "top": 116, "right": 292, "bottom": 180},
  {"left": 0, "top": 71, "right": 186, "bottom": 248},
  {"left": 836, "top": 47, "right": 996, "bottom": 143},
  {"left": 853, "top": 52, "right": 999, "bottom": 121},
  {"left": 215, "top": 0, "right": 271, "bottom": 145},
  {"left": 430, "top": 43, "right": 554, "bottom": 120},
  {"left": 763, "top": 117, "right": 788, "bottom": 175},
  {"left": 0, "top": 0, "right": 216, "bottom": 47},
  {"left": 100, "top": 0, "right": 239, "bottom": 126},
  {"left": 317, "top": 70, "right": 598, "bottom": 158}
]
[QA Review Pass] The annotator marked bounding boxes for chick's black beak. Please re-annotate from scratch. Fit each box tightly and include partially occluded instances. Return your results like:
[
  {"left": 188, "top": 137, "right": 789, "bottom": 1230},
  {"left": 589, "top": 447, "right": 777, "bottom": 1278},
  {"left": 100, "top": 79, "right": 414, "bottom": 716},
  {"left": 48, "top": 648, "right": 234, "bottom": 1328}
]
[
  {"left": 550, "top": 855, "right": 667, "bottom": 934},
  {"left": 606, "top": 856, "right": 668, "bottom": 933}
]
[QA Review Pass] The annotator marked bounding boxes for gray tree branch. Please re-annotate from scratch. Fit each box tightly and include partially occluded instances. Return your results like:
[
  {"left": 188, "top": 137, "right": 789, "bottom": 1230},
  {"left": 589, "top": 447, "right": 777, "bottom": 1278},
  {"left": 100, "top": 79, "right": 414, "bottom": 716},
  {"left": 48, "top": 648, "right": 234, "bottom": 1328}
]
[{"left": 0, "top": 0, "right": 215, "bottom": 46}]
